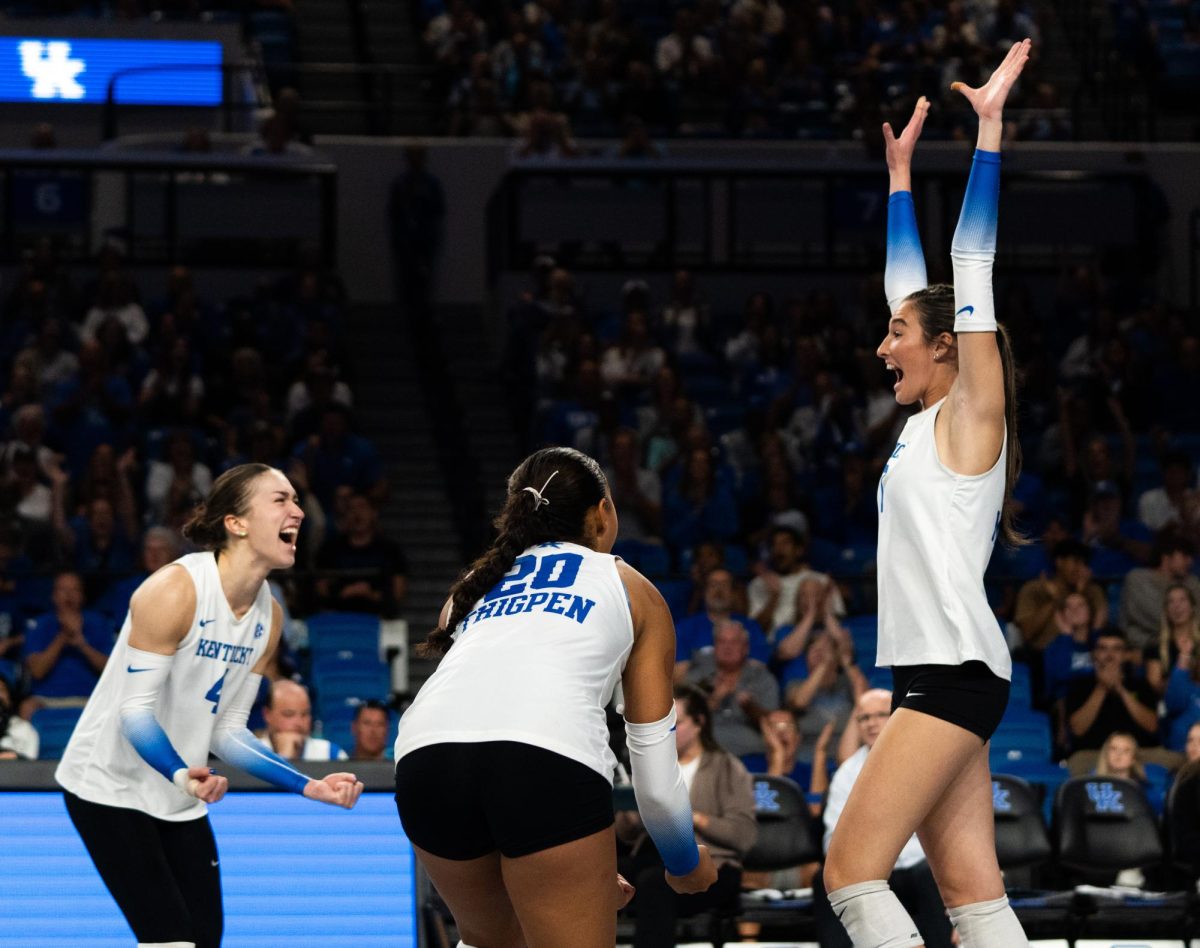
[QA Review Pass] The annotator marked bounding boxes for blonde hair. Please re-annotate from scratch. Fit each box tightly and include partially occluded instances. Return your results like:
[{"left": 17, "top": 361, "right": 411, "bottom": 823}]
[
  {"left": 1157, "top": 583, "right": 1200, "bottom": 670},
  {"left": 1095, "top": 731, "right": 1146, "bottom": 782}
]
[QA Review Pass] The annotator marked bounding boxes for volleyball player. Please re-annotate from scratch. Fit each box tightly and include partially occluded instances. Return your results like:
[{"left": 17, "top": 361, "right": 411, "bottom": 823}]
[
  {"left": 57, "top": 463, "right": 364, "bottom": 948},
  {"left": 394, "top": 446, "right": 718, "bottom": 948},
  {"left": 822, "top": 41, "right": 1033, "bottom": 947}
]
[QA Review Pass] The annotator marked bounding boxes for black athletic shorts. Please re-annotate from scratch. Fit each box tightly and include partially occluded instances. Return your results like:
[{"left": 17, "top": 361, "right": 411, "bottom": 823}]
[
  {"left": 890, "top": 661, "right": 1010, "bottom": 742},
  {"left": 394, "top": 741, "right": 614, "bottom": 860},
  {"left": 63, "top": 791, "right": 223, "bottom": 947}
]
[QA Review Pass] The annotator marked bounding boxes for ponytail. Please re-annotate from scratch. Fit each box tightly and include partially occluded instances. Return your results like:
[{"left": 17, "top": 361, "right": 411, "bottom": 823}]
[{"left": 422, "top": 447, "right": 608, "bottom": 656}]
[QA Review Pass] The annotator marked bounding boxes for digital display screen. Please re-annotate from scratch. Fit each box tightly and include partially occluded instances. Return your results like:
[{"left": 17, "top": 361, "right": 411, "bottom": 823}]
[
  {"left": 0, "top": 37, "right": 222, "bottom": 105},
  {"left": 0, "top": 792, "right": 418, "bottom": 947}
]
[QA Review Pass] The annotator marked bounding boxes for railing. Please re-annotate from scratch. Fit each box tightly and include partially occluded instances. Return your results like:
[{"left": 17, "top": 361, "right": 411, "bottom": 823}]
[
  {"left": 101, "top": 60, "right": 436, "bottom": 140},
  {"left": 486, "top": 161, "right": 1157, "bottom": 278},
  {"left": 0, "top": 149, "right": 337, "bottom": 267}
]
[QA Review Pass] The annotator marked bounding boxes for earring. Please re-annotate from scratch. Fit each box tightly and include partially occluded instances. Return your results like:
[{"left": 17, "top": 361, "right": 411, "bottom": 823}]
[{"left": 239, "top": 531, "right": 247, "bottom": 537}]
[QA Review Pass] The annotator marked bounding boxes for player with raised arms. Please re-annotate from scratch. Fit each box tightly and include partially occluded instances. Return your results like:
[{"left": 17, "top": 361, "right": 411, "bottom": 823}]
[
  {"left": 56, "top": 463, "right": 364, "bottom": 948},
  {"left": 822, "top": 41, "right": 1033, "bottom": 947},
  {"left": 394, "top": 445, "right": 718, "bottom": 947}
]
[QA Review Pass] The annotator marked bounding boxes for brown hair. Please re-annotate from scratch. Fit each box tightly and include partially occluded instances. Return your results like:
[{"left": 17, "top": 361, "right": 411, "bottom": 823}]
[
  {"left": 904, "top": 284, "right": 1026, "bottom": 547},
  {"left": 1095, "top": 731, "right": 1146, "bottom": 782},
  {"left": 1158, "top": 583, "right": 1200, "bottom": 670},
  {"left": 181, "top": 463, "right": 274, "bottom": 552},
  {"left": 422, "top": 447, "right": 609, "bottom": 656},
  {"left": 674, "top": 682, "right": 721, "bottom": 752}
]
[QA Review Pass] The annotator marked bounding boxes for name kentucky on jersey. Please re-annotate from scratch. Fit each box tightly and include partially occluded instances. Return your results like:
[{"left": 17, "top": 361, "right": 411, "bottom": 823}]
[
  {"left": 458, "top": 547, "right": 597, "bottom": 631},
  {"left": 193, "top": 620, "right": 265, "bottom": 666}
]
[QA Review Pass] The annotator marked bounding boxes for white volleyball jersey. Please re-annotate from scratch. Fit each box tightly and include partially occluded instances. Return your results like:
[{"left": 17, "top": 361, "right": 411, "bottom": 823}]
[
  {"left": 394, "top": 541, "right": 634, "bottom": 782},
  {"left": 57, "top": 552, "right": 274, "bottom": 820},
  {"left": 875, "top": 400, "right": 1011, "bottom": 680}
]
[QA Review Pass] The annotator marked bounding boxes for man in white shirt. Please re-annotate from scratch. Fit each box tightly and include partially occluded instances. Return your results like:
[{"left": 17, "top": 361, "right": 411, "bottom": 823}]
[
  {"left": 813, "top": 689, "right": 954, "bottom": 947},
  {"left": 747, "top": 526, "right": 845, "bottom": 636},
  {"left": 261, "top": 680, "right": 348, "bottom": 761}
]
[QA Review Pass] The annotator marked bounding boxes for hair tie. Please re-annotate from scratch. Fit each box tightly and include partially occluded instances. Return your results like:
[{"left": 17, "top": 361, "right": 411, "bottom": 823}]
[{"left": 522, "top": 470, "right": 559, "bottom": 510}]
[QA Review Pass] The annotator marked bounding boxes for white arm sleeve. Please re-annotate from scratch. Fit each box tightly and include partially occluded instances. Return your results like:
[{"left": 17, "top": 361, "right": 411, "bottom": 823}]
[{"left": 624, "top": 706, "right": 700, "bottom": 876}]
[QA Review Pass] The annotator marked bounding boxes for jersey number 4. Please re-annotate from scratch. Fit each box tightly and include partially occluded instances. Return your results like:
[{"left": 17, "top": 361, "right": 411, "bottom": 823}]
[{"left": 205, "top": 669, "right": 227, "bottom": 715}]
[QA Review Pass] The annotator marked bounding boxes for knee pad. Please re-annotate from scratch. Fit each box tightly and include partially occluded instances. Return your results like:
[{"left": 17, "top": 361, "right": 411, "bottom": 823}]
[
  {"left": 827, "top": 880, "right": 924, "bottom": 948},
  {"left": 947, "top": 895, "right": 1028, "bottom": 948},
  {"left": 456, "top": 942, "right": 477, "bottom": 948}
]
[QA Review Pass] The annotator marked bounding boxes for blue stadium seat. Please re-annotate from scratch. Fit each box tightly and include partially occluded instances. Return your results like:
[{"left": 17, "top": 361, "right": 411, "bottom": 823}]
[
  {"left": 307, "top": 613, "right": 381, "bottom": 657},
  {"left": 31, "top": 706, "right": 84, "bottom": 759},
  {"left": 312, "top": 667, "right": 390, "bottom": 707},
  {"left": 654, "top": 579, "right": 692, "bottom": 622}
]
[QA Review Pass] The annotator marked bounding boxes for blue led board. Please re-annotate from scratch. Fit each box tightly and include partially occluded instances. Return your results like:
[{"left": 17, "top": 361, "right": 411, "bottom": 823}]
[
  {"left": 0, "top": 792, "right": 418, "bottom": 947},
  {"left": 0, "top": 38, "right": 222, "bottom": 105}
]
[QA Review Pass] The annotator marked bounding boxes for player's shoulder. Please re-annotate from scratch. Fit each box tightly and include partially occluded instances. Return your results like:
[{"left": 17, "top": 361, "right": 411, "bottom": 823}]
[{"left": 130, "top": 562, "right": 197, "bottom": 621}]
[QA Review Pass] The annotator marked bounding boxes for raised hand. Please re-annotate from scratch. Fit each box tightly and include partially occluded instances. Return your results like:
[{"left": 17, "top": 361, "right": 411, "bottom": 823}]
[
  {"left": 951, "top": 38, "right": 1032, "bottom": 123},
  {"left": 882, "top": 95, "right": 930, "bottom": 174}
]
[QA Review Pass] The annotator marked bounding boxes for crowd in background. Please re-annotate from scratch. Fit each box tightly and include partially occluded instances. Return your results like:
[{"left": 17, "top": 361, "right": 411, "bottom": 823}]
[{"left": 419, "top": 0, "right": 1070, "bottom": 144}]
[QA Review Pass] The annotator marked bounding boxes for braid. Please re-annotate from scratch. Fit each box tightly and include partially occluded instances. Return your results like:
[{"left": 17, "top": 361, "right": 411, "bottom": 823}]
[{"left": 421, "top": 447, "right": 608, "bottom": 656}]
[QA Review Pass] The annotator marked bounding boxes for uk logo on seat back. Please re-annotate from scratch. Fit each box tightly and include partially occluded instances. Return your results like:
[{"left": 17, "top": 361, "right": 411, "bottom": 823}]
[
  {"left": 754, "top": 781, "right": 781, "bottom": 814},
  {"left": 1085, "top": 781, "right": 1125, "bottom": 815},
  {"left": 991, "top": 781, "right": 1013, "bottom": 814}
]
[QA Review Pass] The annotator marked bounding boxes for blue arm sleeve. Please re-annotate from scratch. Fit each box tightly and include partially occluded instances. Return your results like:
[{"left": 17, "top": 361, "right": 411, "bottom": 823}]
[
  {"left": 209, "top": 727, "right": 311, "bottom": 794},
  {"left": 120, "top": 709, "right": 188, "bottom": 783},
  {"left": 626, "top": 708, "right": 701, "bottom": 876},
  {"left": 884, "top": 191, "right": 928, "bottom": 313},
  {"left": 951, "top": 149, "right": 1000, "bottom": 257}
]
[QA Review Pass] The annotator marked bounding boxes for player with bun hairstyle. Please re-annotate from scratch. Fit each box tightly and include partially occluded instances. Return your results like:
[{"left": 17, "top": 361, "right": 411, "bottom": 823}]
[
  {"left": 57, "top": 463, "right": 363, "bottom": 948},
  {"left": 395, "top": 446, "right": 717, "bottom": 948},
  {"left": 822, "top": 42, "right": 1034, "bottom": 947}
]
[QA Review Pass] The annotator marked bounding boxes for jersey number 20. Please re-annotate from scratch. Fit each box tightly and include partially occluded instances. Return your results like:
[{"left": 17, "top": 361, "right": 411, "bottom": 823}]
[{"left": 485, "top": 552, "right": 583, "bottom": 601}]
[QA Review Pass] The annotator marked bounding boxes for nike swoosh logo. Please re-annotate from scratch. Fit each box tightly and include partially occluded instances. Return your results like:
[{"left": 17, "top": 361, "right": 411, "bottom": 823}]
[
  {"left": 907, "top": 692, "right": 925, "bottom": 698},
  {"left": 955, "top": 305, "right": 974, "bottom": 316},
  {"left": 198, "top": 618, "right": 216, "bottom": 628},
  {"left": 127, "top": 666, "right": 153, "bottom": 673}
]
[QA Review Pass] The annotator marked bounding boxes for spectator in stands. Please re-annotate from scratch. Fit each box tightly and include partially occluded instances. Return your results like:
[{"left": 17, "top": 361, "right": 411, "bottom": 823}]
[
  {"left": 773, "top": 576, "right": 849, "bottom": 668},
  {"left": 1093, "top": 731, "right": 1164, "bottom": 825},
  {"left": 1145, "top": 583, "right": 1200, "bottom": 695},
  {"left": 293, "top": 405, "right": 387, "bottom": 511},
  {"left": 22, "top": 571, "right": 112, "bottom": 718},
  {"left": 784, "top": 628, "right": 867, "bottom": 765},
  {"left": 747, "top": 526, "right": 845, "bottom": 634},
  {"left": 93, "top": 526, "right": 181, "bottom": 623},
  {"left": 1081, "top": 479, "right": 1153, "bottom": 571},
  {"left": 350, "top": 699, "right": 392, "bottom": 761},
  {"left": 144, "top": 429, "right": 213, "bottom": 529},
  {"left": 618, "top": 683, "right": 756, "bottom": 948},
  {"left": 57, "top": 496, "right": 137, "bottom": 597},
  {"left": 663, "top": 447, "right": 739, "bottom": 553},
  {"left": 22, "top": 318, "right": 78, "bottom": 396},
  {"left": 138, "top": 336, "right": 205, "bottom": 427},
  {"left": 1, "top": 406, "right": 62, "bottom": 479},
  {"left": 685, "top": 619, "right": 780, "bottom": 756},
  {"left": 1064, "top": 629, "right": 1162, "bottom": 772},
  {"left": 675, "top": 567, "right": 768, "bottom": 678},
  {"left": 73, "top": 444, "right": 139, "bottom": 541},
  {"left": 602, "top": 428, "right": 662, "bottom": 544},
  {"left": 511, "top": 99, "right": 580, "bottom": 161},
  {"left": 600, "top": 309, "right": 667, "bottom": 396},
  {"left": 1173, "top": 723, "right": 1200, "bottom": 880},
  {"left": 1044, "top": 591, "right": 1098, "bottom": 752},
  {"left": 1163, "top": 642, "right": 1200, "bottom": 753},
  {"left": 80, "top": 271, "right": 148, "bottom": 347},
  {"left": 315, "top": 492, "right": 408, "bottom": 618},
  {"left": 813, "top": 689, "right": 955, "bottom": 948},
  {"left": 1137, "top": 452, "right": 1196, "bottom": 532},
  {"left": 1014, "top": 538, "right": 1108, "bottom": 655},
  {"left": 1119, "top": 533, "right": 1200, "bottom": 654},
  {"left": 260, "top": 679, "right": 348, "bottom": 761},
  {"left": 683, "top": 538, "right": 727, "bottom": 615},
  {"left": 285, "top": 351, "right": 353, "bottom": 430},
  {"left": 388, "top": 144, "right": 445, "bottom": 317},
  {"left": 655, "top": 10, "right": 716, "bottom": 84},
  {"left": 0, "top": 672, "right": 38, "bottom": 760},
  {"left": 242, "top": 111, "right": 314, "bottom": 158},
  {"left": 659, "top": 269, "right": 712, "bottom": 357},
  {"left": 759, "top": 708, "right": 833, "bottom": 814},
  {"left": 0, "top": 445, "right": 53, "bottom": 534}
]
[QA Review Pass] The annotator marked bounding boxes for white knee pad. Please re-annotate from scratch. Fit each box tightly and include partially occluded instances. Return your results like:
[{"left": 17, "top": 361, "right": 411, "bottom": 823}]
[
  {"left": 947, "top": 895, "right": 1029, "bottom": 948},
  {"left": 456, "top": 942, "right": 477, "bottom": 948},
  {"left": 827, "top": 880, "right": 924, "bottom": 948}
]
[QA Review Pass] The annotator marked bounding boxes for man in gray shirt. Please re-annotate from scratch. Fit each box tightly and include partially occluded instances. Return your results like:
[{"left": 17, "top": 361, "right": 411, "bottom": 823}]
[
  {"left": 685, "top": 619, "right": 779, "bottom": 756},
  {"left": 1119, "top": 534, "right": 1200, "bottom": 652}
]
